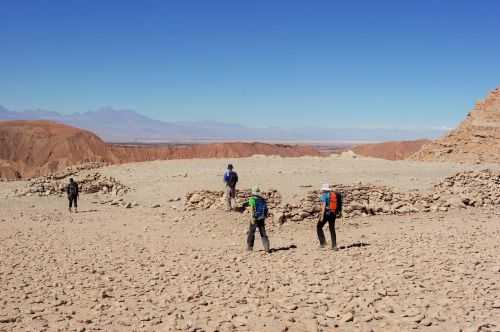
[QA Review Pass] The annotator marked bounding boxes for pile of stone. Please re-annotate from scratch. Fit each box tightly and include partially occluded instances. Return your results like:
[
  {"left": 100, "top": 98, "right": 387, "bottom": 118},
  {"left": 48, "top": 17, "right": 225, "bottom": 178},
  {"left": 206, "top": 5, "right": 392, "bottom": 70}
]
[
  {"left": 23, "top": 171, "right": 129, "bottom": 197},
  {"left": 185, "top": 189, "right": 282, "bottom": 213},
  {"left": 274, "top": 184, "right": 425, "bottom": 223},
  {"left": 184, "top": 170, "right": 499, "bottom": 223},
  {"left": 432, "top": 169, "right": 500, "bottom": 208}
]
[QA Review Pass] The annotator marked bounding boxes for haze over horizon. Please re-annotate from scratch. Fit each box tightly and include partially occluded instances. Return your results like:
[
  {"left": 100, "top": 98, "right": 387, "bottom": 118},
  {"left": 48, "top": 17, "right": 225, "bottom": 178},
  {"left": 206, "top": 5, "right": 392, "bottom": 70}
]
[{"left": 1, "top": 1, "right": 499, "bottom": 130}]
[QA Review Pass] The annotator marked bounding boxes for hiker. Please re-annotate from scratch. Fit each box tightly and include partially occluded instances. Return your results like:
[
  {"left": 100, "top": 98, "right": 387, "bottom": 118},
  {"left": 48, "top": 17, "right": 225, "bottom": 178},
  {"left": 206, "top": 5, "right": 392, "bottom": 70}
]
[
  {"left": 317, "top": 183, "right": 342, "bottom": 250},
  {"left": 246, "top": 186, "right": 271, "bottom": 253},
  {"left": 67, "top": 178, "right": 79, "bottom": 213},
  {"left": 223, "top": 164, "right": 238, "bottom": 211}
]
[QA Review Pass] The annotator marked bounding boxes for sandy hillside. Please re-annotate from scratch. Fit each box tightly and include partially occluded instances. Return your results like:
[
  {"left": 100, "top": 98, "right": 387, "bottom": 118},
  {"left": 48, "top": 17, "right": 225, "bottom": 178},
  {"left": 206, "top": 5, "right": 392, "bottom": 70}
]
[
  {"left": 411, "top": 87, "right": 500, "bottom": 163},
  {"left": 352, "top": 140, "right": 430, "bottom": 161},
  {"left": 1, "top": 156, "right": 499, "bottom": 332}
]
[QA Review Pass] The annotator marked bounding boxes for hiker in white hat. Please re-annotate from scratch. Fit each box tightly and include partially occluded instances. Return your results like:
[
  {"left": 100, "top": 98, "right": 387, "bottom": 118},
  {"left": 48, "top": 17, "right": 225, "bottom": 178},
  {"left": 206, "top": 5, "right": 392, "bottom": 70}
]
[{"left": 318, "top": 183, "right": 342, "bottom": 250}]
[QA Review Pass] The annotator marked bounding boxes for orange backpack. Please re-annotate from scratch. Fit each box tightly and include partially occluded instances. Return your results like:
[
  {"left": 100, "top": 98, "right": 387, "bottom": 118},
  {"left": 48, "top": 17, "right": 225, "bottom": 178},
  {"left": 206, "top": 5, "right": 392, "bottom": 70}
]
[
  {"left": 324, "top": 191, "right": 342, "bottom": 215},
  {"left": 328, "top": 192, "right": 338, "bottom": 211}
]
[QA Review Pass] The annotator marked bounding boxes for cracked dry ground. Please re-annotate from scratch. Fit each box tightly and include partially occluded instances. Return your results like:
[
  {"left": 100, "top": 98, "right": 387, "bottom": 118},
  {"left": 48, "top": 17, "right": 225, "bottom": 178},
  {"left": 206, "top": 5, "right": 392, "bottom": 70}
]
[{"left": 1, "top": 202, "right": 499, "bottom": 332}]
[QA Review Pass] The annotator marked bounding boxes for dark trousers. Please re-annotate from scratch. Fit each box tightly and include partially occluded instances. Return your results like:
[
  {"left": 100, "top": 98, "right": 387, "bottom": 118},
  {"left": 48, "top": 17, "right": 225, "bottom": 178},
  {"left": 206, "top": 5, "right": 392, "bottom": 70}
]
[
  {"left": 247, "top": 219, "right": 270, "bottom": 252},
  {"left": 317, "top": 213, "right": 336, "bottom": 248},
  {"left": 68, "top": 195, "right": 78, "bottom": 208}
]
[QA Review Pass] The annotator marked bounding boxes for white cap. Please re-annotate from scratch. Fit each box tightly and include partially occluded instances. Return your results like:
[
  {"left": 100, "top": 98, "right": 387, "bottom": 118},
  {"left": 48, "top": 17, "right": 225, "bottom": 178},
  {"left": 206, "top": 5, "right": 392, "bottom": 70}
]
[
  {"left": 252, "top": 186, "right": 261, "bottom": 195},
  {"left": 320, "top": 183, "right": 331, "bottom": 191}
]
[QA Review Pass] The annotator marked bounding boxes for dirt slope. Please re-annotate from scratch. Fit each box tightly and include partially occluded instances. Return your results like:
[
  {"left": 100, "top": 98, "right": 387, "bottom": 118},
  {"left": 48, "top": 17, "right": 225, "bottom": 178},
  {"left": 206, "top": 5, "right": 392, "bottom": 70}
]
[
  {"left": 410, "top": 87, "right": 500, "bottom": 163},
  {"left": 0, "top": 120, "right": 320, "bottom": 179},
  {"left": 0, "top": 121, "right": 118, "bottom": 179},
  {"left": 352, "top": 139, "right": 430, "bottom": 160}
]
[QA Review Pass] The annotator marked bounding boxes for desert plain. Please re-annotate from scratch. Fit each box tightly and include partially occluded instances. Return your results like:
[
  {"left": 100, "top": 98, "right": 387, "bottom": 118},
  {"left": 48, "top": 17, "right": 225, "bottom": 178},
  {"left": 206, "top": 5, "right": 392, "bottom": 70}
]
[{"left": 1, "top": 155, "right": 499, "bottom": 332}]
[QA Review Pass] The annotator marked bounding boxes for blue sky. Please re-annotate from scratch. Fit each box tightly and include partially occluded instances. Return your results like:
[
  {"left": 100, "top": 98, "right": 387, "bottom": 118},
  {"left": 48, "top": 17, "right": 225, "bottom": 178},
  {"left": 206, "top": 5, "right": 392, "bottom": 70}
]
[{"left": 1, "top": 0, "right": 499, "bottom": 129}]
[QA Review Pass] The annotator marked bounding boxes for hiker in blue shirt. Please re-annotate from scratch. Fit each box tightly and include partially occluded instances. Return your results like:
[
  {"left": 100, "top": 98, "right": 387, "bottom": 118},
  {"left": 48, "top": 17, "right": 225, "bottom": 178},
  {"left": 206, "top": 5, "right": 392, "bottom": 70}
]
[
  {"left": 246, "top": 186, "right": 271, "bottom": 253},
  {"left": 223, "top": 164, "right": 238, "bottom": 211},
  {"left": 318, "top": 183, "right": 342, "bottom": 250}
]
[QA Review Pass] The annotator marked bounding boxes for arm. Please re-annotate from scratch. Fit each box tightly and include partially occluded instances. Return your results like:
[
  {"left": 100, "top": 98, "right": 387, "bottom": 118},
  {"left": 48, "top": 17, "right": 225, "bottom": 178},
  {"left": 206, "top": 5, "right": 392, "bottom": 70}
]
[
  {"left": 319, "top": 202, "right": 326, "bottom": 221},
  {"left": 249, "top": 197, "right": 256, "bottom": 223}
]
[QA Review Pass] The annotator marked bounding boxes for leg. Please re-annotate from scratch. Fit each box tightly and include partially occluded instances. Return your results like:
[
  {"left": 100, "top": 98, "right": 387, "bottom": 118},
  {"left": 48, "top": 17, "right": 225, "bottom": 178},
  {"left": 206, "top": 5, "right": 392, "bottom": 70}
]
[
  {"left": 257, "top": 221, "right": 270, "bottom": 253},
  {"left": 246, "top": 222, "right": 257, "bottom": 250},
  {"left": 229, "top": 186, "right": 236, "bottom": 210},
  {"left": 327, "top": 215, "right": 337, "bottom": 249},
  {"left": 74, "top": 196, "right": 78, "bottom": 213},
  {"left": 317, "top": 216, "right": 327, "bottom": 247},
  {"left": 68, "top": 196, "right": 72, "bottom": 212},
  {"left": 225, "top": 186, "right": 232, "bottom": 211}
]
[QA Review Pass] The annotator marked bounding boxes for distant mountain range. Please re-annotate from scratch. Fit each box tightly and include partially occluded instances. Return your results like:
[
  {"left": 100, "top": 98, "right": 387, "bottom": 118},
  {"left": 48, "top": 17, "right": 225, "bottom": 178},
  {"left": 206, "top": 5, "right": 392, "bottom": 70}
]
[{"left": 0, "top": 105, "right": 447, "bottom": 143}]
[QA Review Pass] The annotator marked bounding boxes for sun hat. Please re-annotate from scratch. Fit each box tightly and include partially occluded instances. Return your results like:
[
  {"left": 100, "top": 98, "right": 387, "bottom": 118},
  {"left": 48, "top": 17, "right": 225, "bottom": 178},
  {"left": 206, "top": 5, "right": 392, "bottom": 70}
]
[
  {"left": 252, "top": 186, "right": 261, "bottom": 196},
  {"left": 320, "top": 183, "right": 331, "bottom": 192}
]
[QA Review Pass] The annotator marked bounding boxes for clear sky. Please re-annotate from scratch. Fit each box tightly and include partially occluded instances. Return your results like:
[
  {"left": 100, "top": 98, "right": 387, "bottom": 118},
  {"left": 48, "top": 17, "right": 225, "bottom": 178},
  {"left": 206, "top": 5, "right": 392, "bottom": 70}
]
[{"left": 1, "top": 0, "right": 499, "bottom": 129}]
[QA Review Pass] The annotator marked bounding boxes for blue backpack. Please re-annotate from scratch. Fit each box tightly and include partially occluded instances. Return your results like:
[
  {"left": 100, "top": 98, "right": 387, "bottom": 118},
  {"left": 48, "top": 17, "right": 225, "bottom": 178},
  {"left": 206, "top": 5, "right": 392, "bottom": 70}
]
[{"left": 253, "top": 197, "right": 268, "bottom": 221}]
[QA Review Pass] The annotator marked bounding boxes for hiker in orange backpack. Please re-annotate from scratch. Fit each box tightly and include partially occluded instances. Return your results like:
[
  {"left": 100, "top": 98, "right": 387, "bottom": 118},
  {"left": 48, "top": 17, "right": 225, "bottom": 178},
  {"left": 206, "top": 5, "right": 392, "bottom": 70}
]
[{"left": 318, "top": 183, "right": 342, "bottom": 250}]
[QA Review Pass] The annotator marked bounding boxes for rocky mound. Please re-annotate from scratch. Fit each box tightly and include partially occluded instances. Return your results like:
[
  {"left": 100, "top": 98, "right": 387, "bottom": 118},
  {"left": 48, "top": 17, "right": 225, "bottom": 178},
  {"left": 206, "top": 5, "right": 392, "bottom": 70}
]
[
  {"left": 185, "top": 189, "right": 282, "bottom": 212},
  {"left": 20, "top": 166, "right": 129, "bottom": 197},
  {"left": 410, "top": 87, "right": 500, "bottom": 163},
  {"left": 184, "top": 170, "right": 500, "bottom": 223},
  {"left": 0, "top": 120, "right": 321, "bottom": 180},
  {"left": 353, "top": 139, "right": 430, "bottom": 160}
]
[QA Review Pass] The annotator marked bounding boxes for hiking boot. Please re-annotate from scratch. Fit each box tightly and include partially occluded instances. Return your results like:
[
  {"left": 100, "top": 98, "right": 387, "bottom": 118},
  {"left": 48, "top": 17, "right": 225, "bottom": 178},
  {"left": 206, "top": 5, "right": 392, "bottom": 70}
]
[
  {"left": 246, "top": 247, "right": 253, "bottom": 252},
  {"left": 331, "top": 246, "right": 339, "bottom": 251}
]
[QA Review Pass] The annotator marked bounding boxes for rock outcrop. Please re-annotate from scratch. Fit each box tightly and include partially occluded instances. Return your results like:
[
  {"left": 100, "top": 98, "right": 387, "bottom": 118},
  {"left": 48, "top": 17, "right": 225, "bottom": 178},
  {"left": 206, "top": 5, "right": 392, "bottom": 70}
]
[
  {"left": 0, "top": 120, "right": 321, "bottom": 180},
  {"left": 410, "top": 87, "right": 500, "bottom": 163}
]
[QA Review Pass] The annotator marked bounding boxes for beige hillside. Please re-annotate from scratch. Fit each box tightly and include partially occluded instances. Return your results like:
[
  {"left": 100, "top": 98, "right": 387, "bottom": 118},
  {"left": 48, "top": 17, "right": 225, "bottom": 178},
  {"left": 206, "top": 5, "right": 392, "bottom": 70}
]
[{"left": 410, "top": 87, "right": 500, "bottom": 163}]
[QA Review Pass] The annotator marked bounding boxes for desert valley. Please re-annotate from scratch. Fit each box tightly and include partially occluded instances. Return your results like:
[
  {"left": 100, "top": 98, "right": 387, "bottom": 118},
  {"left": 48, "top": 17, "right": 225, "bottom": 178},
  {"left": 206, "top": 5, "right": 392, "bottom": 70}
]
[{"left": 0, "top": 88, "right": 499, "bottom": 332}]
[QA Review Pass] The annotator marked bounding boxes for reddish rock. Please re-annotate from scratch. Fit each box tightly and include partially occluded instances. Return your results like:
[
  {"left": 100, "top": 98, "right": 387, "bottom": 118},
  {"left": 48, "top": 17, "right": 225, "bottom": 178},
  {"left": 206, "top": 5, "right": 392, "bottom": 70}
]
[
  {"left": 352, "top": 140, "right": 430, "bottom": 161},
  {"left": 410, "top": 87, "right": 500, "bottom": 163},
  {"left": 0, "top": 120, "right": 321, "bottom": 179}
]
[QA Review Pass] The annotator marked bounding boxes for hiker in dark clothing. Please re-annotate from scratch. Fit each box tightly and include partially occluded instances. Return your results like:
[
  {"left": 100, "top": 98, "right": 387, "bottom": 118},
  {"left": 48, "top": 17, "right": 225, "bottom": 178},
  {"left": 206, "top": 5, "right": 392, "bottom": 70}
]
[
  {"left": 223, "top": 164, "right": 238, "bottom": 211},
  {"left": 246, "top": 186, "right": 271, "bottom": 253},
  {"left": 67, "top": 178, "right": 79, "bottom": 213},
  {"left": 317, "top": 183, "right": 342, "bottom": 250}
]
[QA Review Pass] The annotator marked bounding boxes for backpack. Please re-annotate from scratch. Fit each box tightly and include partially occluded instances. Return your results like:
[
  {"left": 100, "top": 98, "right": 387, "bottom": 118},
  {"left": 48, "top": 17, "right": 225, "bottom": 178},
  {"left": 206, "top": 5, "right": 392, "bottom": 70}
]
[
  {"left": 324, "top": 191, "right": 342, "bottom": 216},
  {"left": 227, "top": 171, "right": 238, "bottom": 187},
  {"left": 253, "top": 196, "right": 268, "bottom": 221},
  {"left": 68, "top": 183, "right": 78, "bottom": 196}
]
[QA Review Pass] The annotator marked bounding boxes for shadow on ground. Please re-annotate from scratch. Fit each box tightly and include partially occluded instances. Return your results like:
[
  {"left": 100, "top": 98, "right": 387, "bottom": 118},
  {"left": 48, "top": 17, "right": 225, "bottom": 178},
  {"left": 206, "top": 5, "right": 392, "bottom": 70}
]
[
  {"left": 339, "top": 242, "right": 370, "bottom": 250},
  {"left": 74, "top": 209, "right": 99, "bottom": 214},
  {"left": 269, "top": 244, "right": 297, "bottom": 253}
]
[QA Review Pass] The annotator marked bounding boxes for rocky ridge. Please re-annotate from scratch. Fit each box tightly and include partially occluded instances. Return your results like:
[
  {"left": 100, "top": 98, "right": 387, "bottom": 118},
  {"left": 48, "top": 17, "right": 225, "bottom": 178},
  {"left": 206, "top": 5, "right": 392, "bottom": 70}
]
[
  {"left": 0, "top": 120, "right": 321, "bottom": 180},
  {"left": 185, "top": 170, "right": 500, "bottom": 223},
  {"left": 410, "top": 87, "right": 500, "bottom": 163}
]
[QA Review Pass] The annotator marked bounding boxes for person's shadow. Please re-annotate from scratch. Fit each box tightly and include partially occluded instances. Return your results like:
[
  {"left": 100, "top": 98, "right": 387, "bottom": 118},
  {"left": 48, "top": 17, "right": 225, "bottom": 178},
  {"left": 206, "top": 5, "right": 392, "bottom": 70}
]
[
  {"left": 268, "top": 244, "right": 297, "bottom": 253},
  {"left": 74, "top": 209, "right": 99, "bottom": 213},
  {"left": 338, "top": 242, "right": 370, "bottom": 250}
]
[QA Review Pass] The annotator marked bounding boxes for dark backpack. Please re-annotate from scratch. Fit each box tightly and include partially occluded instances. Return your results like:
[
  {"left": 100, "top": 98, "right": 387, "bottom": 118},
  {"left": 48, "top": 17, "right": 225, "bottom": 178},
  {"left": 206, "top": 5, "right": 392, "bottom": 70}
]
[
  {"left": 253, "top": 197, "right": 268, "bottom": 221},
  {"left": 68, "top": 183, "right": 78, "bottom": 196},
  {"left": 227, "top": 171, "right": 238, "bottom": 187}
]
